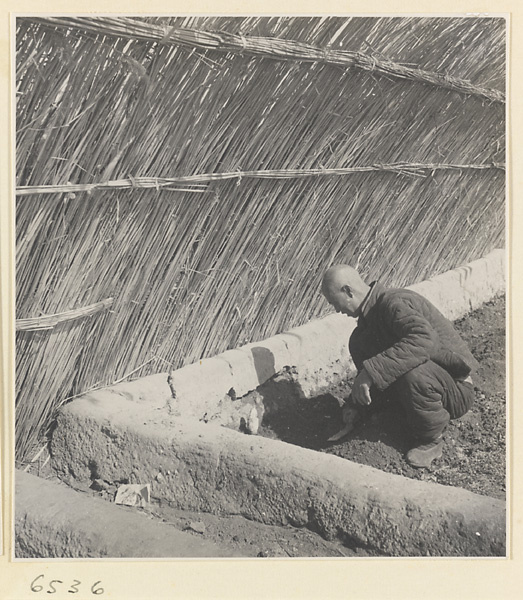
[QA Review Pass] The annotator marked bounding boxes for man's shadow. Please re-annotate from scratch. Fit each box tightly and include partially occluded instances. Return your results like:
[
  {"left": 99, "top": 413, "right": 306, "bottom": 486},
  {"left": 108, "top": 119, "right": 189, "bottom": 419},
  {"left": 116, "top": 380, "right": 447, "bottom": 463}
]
[{"left": 248, "top": 346, "right": 410, "bottom": 454}]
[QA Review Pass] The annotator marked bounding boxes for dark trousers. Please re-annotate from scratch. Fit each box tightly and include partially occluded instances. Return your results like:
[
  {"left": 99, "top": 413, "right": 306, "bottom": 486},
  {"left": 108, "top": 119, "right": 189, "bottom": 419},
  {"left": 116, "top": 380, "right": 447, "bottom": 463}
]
[{"left": 380, "top": 360, "right": 475, "bottom": 442}]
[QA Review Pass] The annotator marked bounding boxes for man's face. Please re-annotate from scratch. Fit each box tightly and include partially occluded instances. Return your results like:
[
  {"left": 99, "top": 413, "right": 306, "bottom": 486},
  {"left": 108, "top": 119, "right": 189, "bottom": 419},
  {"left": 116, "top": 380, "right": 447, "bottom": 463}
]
[{"left": 323, "top": 284, "right": 360, "bottom": 317}]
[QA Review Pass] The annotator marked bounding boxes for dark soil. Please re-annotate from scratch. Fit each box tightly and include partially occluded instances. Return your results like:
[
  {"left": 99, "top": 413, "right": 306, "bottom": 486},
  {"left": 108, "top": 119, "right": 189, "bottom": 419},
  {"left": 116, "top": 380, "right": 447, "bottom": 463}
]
[{"left": 259, "top": 295, "right": 506, "bottom": 499}]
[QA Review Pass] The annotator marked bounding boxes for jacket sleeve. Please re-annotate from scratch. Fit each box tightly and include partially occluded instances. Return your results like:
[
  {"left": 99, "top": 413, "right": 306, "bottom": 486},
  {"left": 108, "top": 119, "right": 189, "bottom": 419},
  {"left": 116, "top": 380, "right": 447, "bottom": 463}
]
[{"left": 362, "top": 297, "right": 439, "bottom": 390}]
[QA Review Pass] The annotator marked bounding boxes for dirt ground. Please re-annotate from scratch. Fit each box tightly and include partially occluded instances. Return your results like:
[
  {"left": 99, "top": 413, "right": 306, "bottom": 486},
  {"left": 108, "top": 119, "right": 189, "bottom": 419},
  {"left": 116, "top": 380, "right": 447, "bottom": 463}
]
[
  {"left": 25, "top": 454, "right": 371, "bottom": 558},
  {"left": 260, "top": 295, "right": 506, "bottom": 500}
]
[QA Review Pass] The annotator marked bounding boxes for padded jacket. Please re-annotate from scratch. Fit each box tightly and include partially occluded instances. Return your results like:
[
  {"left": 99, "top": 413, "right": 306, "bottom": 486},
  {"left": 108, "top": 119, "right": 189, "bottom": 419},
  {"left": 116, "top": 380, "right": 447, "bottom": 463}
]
[{"left": 349, "top": 282, "right": 479, "bottom": 391}]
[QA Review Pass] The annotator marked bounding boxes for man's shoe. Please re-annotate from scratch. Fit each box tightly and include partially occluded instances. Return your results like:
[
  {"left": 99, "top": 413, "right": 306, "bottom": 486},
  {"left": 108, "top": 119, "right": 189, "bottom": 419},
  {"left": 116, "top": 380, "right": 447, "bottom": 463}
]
[{"left": 405, "top": 437, "right": 443, "bottom": 469}]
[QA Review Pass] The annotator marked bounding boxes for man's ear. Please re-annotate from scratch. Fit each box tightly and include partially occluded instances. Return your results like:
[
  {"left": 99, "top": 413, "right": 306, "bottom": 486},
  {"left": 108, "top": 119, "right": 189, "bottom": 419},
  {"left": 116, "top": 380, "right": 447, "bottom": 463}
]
[{"left": 341, "top": 284, "right": 353, "bottom": 298}]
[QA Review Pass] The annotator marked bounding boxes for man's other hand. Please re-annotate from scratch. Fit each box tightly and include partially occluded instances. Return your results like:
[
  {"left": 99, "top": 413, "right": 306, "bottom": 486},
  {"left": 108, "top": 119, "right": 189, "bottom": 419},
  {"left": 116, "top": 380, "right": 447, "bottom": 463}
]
[{"left": 352, "top": 368, "right": 373, "bottom": 405}]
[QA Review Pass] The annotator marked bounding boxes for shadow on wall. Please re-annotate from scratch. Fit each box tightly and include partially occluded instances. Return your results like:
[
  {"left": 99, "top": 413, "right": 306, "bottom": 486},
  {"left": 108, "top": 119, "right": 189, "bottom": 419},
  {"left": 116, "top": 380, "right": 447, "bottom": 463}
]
[{"left": 250, "top": 346, "right": 276, "bottom": 386}]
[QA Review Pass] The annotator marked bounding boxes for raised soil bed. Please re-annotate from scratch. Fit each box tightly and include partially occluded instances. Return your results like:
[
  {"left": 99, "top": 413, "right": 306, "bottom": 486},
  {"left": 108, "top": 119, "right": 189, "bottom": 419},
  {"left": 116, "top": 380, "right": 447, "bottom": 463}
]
[{"left": 258, "top": 295, "right": 506, "bottom": 499}]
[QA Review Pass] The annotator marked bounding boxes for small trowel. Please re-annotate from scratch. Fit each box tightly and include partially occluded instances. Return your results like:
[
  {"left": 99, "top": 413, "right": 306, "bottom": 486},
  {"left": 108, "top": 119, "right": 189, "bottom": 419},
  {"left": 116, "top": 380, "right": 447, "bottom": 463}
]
[{"left": 327, "top": 423, "right": 353, "bottom": 442}]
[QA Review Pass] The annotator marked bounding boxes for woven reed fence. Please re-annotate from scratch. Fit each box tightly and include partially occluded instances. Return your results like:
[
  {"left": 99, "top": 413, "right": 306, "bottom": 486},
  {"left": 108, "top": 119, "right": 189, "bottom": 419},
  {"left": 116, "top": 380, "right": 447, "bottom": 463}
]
[{"left": 15, "top": 16, "right": 505, "bottom": 463}]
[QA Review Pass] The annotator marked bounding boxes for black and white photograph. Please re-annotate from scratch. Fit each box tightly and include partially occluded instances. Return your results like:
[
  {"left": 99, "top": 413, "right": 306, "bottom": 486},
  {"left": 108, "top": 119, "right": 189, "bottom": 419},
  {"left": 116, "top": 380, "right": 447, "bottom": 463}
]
[{"left": 13, "top": 14, "right": 506, "bottom": 562}]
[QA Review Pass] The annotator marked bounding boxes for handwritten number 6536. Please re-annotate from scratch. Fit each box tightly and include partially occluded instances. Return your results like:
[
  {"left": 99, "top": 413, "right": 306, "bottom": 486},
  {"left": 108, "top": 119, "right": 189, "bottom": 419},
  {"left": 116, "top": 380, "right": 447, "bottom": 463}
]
[{"left": 30, "top": 575, "right": 104, "bottom": 595}]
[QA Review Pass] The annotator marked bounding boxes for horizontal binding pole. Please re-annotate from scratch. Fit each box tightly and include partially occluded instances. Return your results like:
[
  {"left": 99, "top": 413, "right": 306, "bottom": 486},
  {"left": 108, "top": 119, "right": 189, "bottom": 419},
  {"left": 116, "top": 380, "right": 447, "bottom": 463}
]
[
  {"left": 16, "top": 162, "right": 506, "bottom": 197},
  {"left": 16, "top": 298, "right": 113, "bottom": 332},
  {"left": 29, "top": 17, "right": 505, "bottom": 104}
]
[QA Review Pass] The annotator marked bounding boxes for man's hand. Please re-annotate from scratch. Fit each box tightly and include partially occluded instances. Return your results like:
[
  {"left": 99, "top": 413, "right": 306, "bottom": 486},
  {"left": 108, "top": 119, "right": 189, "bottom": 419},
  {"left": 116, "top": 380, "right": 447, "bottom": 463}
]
[{"left": 352, "top": 368, "right": 373, "bottom": 406}]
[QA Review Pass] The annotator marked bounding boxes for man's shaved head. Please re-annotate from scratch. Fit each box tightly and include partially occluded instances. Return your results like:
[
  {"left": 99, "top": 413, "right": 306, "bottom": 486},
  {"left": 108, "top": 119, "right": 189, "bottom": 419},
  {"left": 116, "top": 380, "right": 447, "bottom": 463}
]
[
  {"left": 322, "top": 265, "right": 366, "bottom": 294},
  {"left": 321, "top": 264, "right": 370, "bottom": 317}
]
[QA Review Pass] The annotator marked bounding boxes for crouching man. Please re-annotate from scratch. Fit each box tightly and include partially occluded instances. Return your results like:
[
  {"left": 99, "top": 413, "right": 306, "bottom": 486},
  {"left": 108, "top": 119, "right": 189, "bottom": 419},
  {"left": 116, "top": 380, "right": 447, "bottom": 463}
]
[{"left": 321, "top": 265, "right": 478, "bottom": 468}]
